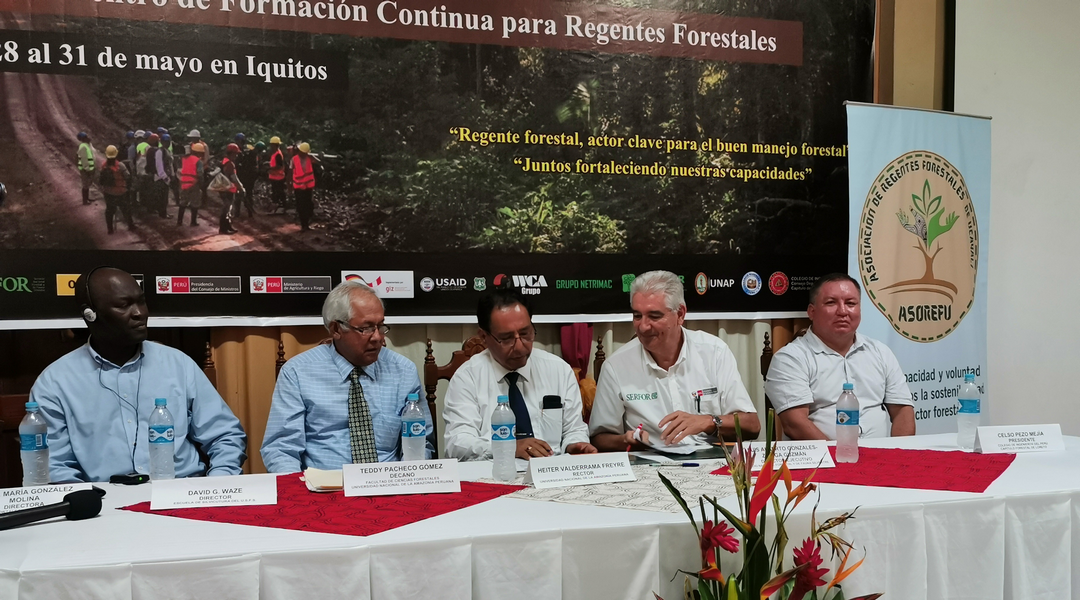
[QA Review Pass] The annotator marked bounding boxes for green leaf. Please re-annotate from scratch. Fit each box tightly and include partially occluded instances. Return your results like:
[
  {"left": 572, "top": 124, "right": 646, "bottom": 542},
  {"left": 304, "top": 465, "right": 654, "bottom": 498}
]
[
  {"left": 699, "top": 578, "right": 717, "bottom": 600},
  {"left": 706, "top": 496, "right": 752, "bottom": 538},
  {"left": 771, "top": 494, "right": 788, "bottom": 575},
  {"left": 658, "top": 472, "right": 699, "bottom": 534},
  {"left": 496, "top": 207, "right": 515, "bottom": 218}
]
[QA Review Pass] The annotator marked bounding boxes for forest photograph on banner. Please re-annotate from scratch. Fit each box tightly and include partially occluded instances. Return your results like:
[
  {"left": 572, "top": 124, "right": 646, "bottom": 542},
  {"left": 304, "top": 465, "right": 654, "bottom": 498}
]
[{"left": 0, "top": 0, "right": 874, "bottom": 320}]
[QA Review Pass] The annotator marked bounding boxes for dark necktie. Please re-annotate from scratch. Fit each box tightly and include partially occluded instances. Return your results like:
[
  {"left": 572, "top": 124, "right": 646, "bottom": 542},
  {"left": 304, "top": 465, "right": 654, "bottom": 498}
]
[
  {"left": 347, "top": 368, "right": 379, "bottom": 463},
  {"left": 504, "top": 371, "right": 534, "bottom": 439}
]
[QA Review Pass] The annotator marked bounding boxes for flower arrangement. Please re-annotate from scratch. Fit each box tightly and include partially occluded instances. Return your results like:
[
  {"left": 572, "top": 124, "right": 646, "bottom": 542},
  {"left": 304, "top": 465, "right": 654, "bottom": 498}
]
[{"left": 658, "top": 411, "right": 881, "bottom": 600}]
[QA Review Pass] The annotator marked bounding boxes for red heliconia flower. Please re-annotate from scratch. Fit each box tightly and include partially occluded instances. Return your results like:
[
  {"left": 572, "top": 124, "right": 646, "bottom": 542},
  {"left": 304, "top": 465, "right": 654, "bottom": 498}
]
[
  {"left": 789, "top": 538, "right": 830, "bottom": 600},
  {"left": 700, "top": 519, "right": 740, "bottom": 565}
]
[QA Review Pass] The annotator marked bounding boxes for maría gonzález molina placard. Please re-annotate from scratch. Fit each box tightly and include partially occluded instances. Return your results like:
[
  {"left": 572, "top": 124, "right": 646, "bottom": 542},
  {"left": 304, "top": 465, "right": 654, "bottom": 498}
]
[{"left": 859, "top": 151, "right": 979, "bottom": 342}]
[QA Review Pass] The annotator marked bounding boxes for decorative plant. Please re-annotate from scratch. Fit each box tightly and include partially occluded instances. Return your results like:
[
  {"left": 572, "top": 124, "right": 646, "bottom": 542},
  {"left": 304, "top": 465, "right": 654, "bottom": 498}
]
[{"left": 657, "top": 411, "right": 882, "bottom": 600}]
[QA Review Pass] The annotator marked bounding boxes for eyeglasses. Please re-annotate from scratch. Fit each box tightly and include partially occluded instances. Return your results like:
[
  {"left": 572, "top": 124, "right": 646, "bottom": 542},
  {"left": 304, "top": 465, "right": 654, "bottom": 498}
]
[
  {"left": 336, "top": 320, "right": 390, "bottom": 336},
  {"left": 490, "top": 328, "right": 535, "bottom": 348}
]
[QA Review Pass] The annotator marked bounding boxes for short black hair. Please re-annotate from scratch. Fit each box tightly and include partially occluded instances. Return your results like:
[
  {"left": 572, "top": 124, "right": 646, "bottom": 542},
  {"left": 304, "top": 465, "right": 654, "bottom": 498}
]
[
  {"left": 477, "top": 290, "right": 531, "bottom": 333},
  {"left": 808, "top": 273, "right": 861, "bottom": 305}
]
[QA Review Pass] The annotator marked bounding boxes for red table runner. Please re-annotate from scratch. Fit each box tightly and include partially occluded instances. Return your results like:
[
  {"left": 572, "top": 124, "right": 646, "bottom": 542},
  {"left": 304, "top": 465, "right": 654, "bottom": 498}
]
[
  {"left": 712, "top": 447, "right": 1016, "bottom": 493},
  {"left": 121, "top": 475, "right": 524, "bottom": 537}
]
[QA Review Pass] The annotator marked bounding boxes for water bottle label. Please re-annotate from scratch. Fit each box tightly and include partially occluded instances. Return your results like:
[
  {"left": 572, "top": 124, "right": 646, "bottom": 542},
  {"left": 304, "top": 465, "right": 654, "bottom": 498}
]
[
  {"left": 401, "top": 420, "right": 426, "bottom": 437},
  {"left": 20, "top": 433, "right": 47, "bottom": 451},
  {"left": 959, "top": 398, "right": 980, "bottom": 414},
  {"left": 149, "top": 425, "right": 174, "bottom": 444},
  {"left": 492, "top": 424, "right": 516, "bottom": 442},
  {"left": 836, "top": 409, "right": 859, "bottom": 426}
]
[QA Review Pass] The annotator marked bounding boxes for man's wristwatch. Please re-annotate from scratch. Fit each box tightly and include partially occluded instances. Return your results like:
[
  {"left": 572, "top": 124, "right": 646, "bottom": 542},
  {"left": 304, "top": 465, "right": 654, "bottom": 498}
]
[{"left": 711, "top": 414, "right": 724, "bottom": 435}]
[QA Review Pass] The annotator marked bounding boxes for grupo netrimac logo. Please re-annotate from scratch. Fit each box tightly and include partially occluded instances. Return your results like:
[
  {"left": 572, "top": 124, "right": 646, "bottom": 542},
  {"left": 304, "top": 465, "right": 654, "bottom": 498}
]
[{"left": 859, "top": 151, "right": 978, "bottom": 342}]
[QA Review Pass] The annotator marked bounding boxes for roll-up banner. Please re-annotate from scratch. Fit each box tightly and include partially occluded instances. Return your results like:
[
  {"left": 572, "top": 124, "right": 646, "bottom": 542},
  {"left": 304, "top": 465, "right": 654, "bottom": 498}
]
[
  {"left": 0, "top": 1, "right": 875, "bottom": 325},
  {"left": 846, "top": 103, "right": 991, "bottom": 434}
]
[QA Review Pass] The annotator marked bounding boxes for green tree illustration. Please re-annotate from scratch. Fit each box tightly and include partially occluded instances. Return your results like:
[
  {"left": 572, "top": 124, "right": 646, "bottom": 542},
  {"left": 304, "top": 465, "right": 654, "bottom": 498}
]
[{"left": 888, "top": 179, "right": 959, "bottom": 295}]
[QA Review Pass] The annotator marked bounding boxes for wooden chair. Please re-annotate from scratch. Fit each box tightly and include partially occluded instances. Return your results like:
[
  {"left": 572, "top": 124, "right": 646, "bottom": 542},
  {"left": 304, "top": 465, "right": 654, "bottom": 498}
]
[
  {"left": 275, "top": 340, "right": 287, "bottom": 377},
  {"left": 760, "top": 327, "right": 808, "bottom": 440},
  {"left": 201, "top": 341, "right": 218, "bottom": 390},
  {"left": 593, "top": 336, "right": 606, "bottom": 380},
  {"left": 423, "top": 336, "right": 487, "bottom": 458}
]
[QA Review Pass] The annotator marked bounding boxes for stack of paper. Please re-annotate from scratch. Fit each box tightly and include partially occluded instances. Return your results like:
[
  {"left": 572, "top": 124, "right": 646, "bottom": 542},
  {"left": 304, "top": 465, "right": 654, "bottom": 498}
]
[{"left": 302, "top": 468, "right": 343, "bottom": 492}]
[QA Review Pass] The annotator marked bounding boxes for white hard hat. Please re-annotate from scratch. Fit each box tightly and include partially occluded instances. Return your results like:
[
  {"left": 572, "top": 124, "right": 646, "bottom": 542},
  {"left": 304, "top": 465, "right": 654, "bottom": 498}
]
[{"left": 187, "top": 129, "right": 201, "bottom": 138}]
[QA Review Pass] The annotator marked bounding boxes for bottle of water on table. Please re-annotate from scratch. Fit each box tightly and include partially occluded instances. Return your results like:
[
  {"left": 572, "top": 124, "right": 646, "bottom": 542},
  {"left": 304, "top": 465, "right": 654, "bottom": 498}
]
[
  {"left": 835, "top": 382, "right": 860, "bottom": 463},
  {"left": 20, "top": 401, "right": 50, "bottom": 487},
  {"left": 401, "top": 392, "right": 427, "bottom": 461},
  {"left": 957, "top": 373, "right": 981, "bottom": 450},
  {"left": 149, "top": 397, "right": 175, "bottom": 480},
  {"left": 491, "top": 394, "right": 517, "bottom": 481}
]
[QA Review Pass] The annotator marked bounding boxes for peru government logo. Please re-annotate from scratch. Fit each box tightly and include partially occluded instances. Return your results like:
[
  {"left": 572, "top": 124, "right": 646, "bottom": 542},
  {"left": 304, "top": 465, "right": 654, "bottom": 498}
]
[{"left": 859, "top": 151, "right": 978, "bottom": 342}]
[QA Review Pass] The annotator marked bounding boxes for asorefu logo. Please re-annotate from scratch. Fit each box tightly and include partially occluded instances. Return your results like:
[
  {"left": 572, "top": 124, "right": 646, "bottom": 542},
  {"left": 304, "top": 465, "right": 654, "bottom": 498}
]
[{"left": 859, "top": 151, "right": 978, "bottom": 342}]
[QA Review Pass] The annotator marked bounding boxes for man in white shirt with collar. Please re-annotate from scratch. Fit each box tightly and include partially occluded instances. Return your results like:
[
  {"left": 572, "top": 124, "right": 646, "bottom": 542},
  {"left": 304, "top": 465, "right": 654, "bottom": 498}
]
[
  {"left": 589, "top": 271, "right": 760, "bottom": 452},
  {"left": 765, "top": 273, "right": 915, "bottom": 440},
  {"left": 443, "top": 290, "right": 596, "bottom": 461}
]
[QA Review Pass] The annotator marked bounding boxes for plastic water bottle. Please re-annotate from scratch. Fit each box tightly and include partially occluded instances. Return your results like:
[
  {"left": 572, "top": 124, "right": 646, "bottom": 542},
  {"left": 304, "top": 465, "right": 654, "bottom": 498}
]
[
  {"left": 491, "top": 394, "right": 517, "bottom": 481},
  {"left": 149, "top": 397, "right": 175, "bottom": 480},
  {"left": 835, "top": 383, "right": 860, "bottom": 463},
  {"left": 957, "top": 373, "right": 981, "bottom": 450},
  {"left": 19, "top": 401, "right": 50, "bottom": 487},
  {"left": 401, "top": 393, "right": 427, "bottom": 461}
]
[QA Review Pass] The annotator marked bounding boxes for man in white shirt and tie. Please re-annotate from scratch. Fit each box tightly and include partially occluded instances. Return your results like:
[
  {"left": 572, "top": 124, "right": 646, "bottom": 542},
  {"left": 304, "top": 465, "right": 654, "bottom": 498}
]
[
  {"left": 764, "top": 273, "right": 915, "bottom": 440},
  {"left": 443, "top": 290, "right": 597, "bottom": 461}
]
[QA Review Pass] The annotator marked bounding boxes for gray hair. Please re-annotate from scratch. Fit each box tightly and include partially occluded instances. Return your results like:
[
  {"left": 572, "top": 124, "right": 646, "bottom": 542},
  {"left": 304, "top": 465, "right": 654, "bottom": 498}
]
[
  {"left": 322, "top": 280, "right": 383, "bottom": 331},
  {"left": 629, "top": 270, "right": 685, "bottom": 313}
]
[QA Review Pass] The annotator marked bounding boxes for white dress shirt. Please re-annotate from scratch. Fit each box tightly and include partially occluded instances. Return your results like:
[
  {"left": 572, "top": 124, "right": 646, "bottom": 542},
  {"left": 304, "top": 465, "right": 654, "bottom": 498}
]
[
  {"left": 588, "top": 328, "right": 756, "bottom": 451},
  {"left": 764, "top": 328, "right": 913, "bottom": 439},
  {"left": 443, "top": 348, "right": 590, "bottom": 460}
]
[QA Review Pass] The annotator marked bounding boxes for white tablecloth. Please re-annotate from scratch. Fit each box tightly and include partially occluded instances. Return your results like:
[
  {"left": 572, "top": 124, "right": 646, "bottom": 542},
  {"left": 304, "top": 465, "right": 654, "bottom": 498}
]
[{"left": 2, "top": 434, "right": 1079, "bottom": 600}]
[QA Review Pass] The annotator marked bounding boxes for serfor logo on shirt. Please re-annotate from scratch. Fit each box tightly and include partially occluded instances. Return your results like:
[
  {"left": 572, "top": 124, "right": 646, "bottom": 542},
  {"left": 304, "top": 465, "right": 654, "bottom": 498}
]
[
  {"left": 342, "top": 271, "right": 415, "bottom": 298},
  {"left": 625, "top": 391, "right": 659, "bottom": 401}
]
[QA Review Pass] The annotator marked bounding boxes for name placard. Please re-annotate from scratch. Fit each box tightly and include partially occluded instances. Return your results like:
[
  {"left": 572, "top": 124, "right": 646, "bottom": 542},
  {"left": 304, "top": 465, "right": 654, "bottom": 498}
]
[
  {"left": 974, "top": 424, "right": 1065, "bottom": 454},
  {"left": 747, "top": 441, "right": 836, "bottom": 471},
  {"left": 150, "top": 474, "right": 278, "bottom": 510},
  {"left": 0, "top": 483, "right": 94, "bottom": 513},
  {"left": 343, "top": 459, "right": 461, "bottom": 497},
  {"left": 524, "top": 452, "right": 635, "bottom": 489}
]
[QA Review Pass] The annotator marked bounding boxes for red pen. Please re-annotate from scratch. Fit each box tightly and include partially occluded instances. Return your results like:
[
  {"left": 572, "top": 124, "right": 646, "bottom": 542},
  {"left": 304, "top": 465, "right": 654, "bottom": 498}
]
[{"left": 627, "top": 423, "right": 644, "bottom": 451}]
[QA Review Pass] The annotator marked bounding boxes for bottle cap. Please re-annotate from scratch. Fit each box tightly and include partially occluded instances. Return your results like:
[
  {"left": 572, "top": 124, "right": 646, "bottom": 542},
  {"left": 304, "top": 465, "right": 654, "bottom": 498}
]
[
  {"left": 154, "top": 397, "right": 168, "bottom": 406},
  {"left": 842, "top": 382, "right": 854, "bottom": 391},
  {"left": 25, "top": 401, "right": 38, "bottom": 410},
  {"left": 964, "top": 373, "right": 975, "bottom": 382},
  {"left": 407, "top": 392, "right": 419, "bottom": 401},
  {"left": 497, "top": 395, "right": 509, "bottom": 403}
]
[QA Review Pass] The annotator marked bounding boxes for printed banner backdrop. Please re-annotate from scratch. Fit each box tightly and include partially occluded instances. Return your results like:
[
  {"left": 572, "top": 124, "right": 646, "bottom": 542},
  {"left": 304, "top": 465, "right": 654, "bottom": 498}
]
[
  {"left": 846, "top": 103, "right": 990, "bottom": 434},
  {"left": 0, "top": 1, "right": 874, "bottom": 323}
]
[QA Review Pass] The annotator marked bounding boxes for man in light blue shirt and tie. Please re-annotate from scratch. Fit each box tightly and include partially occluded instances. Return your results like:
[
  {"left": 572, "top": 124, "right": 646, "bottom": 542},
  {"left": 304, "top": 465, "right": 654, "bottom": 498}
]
[
  {"left": 261, "top": 280, "right": 433, "bottom": 472},
  {"left": 30, "top": 267, "right": 247, "bottom": 483}
]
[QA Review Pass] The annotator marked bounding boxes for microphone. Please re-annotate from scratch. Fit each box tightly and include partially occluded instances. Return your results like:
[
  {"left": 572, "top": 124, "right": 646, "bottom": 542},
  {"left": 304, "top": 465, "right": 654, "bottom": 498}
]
[{"left": 0, "top": 489, "right": 103, "bottom": 531}]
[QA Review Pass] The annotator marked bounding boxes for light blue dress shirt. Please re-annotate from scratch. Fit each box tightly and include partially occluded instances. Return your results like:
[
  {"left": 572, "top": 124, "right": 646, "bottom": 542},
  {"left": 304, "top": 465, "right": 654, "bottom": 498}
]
[
  {"left": 261, "top": 343, "right": 432, "bottom": 473},
  {"left": 30, "top": 341, "right": 248, "bottom": 483}
]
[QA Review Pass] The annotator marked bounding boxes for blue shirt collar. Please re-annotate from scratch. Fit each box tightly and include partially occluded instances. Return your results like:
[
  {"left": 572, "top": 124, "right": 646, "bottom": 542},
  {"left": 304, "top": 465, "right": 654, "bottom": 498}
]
[
  {"left": 85, "top": 339, "right": 145, "bottom": 370},
  {"left": 330, "top": 342, "right": 379, "bottom": 382}
]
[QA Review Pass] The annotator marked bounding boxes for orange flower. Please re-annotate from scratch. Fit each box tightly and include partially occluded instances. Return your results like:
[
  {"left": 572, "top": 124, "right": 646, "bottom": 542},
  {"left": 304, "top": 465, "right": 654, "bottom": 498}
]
[
  {"left": 789, "top": 538, "right": 829, "bottom": 600},
  {"left": 748, "top": 454, "right": 782, "bottom": 527}
]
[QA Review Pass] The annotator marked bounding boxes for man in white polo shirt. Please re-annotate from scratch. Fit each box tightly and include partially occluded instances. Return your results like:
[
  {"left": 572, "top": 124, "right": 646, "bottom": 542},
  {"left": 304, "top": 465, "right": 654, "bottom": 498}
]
[
  {"left": 765, "top": 273, "right": 915, "bottom": 440},
  {"left": 589, "top": 271, "right": 760, "bottom": 452},
  {"left": 443, "top": 290, "right": 596, "bottom": 460}
]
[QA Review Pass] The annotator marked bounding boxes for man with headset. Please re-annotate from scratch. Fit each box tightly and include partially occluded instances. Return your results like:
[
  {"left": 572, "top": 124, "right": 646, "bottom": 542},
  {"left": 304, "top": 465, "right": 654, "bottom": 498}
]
[{"left": 29, "top": 267, "right": 247, "bottom": 482}]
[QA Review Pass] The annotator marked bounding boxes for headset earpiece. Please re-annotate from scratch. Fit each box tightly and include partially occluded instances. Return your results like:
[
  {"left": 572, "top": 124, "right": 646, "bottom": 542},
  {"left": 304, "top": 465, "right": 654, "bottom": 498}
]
[{"left": 82, "top": 306, "right": 97, "bottom": 323}]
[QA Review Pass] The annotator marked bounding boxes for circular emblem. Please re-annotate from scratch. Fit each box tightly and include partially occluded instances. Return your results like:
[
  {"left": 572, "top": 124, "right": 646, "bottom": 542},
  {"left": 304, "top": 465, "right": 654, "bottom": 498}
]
[
  {"left": 859, "top": 151, "right": 978, "bottom": 342},
  {"left": 694, "top": 272, "right": 708, "bottom": 295},
  {"left": 409, "top": 422, "right": 425, "bottom": 436},
  {"left": 420, "top": 277, "right": 435, "bottom": 292},
  {"left": 768, "top": 272, "right": 788, "bottom": 295},
  {"left": 741, "top": 272, "right": 761, "bottom": 296}
]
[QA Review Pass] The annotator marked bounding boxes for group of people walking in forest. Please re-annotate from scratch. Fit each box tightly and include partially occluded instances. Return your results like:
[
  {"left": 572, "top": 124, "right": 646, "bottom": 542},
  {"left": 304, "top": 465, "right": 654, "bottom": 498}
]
[{"left": 75, "top": 129, "right": 322, "bottom": 236}]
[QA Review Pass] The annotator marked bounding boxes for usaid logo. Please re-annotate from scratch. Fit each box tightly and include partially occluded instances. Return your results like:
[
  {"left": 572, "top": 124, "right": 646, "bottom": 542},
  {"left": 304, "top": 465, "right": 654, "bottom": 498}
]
[{"left": 436, "top": 278, "right": 467, "bottom": 287}]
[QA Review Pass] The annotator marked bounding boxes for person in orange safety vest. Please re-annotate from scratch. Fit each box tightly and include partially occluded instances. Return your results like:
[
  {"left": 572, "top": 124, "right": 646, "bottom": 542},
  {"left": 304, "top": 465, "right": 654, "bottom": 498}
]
[{"left": 290, "top": 142, "right": 320, "bottom": 231}]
